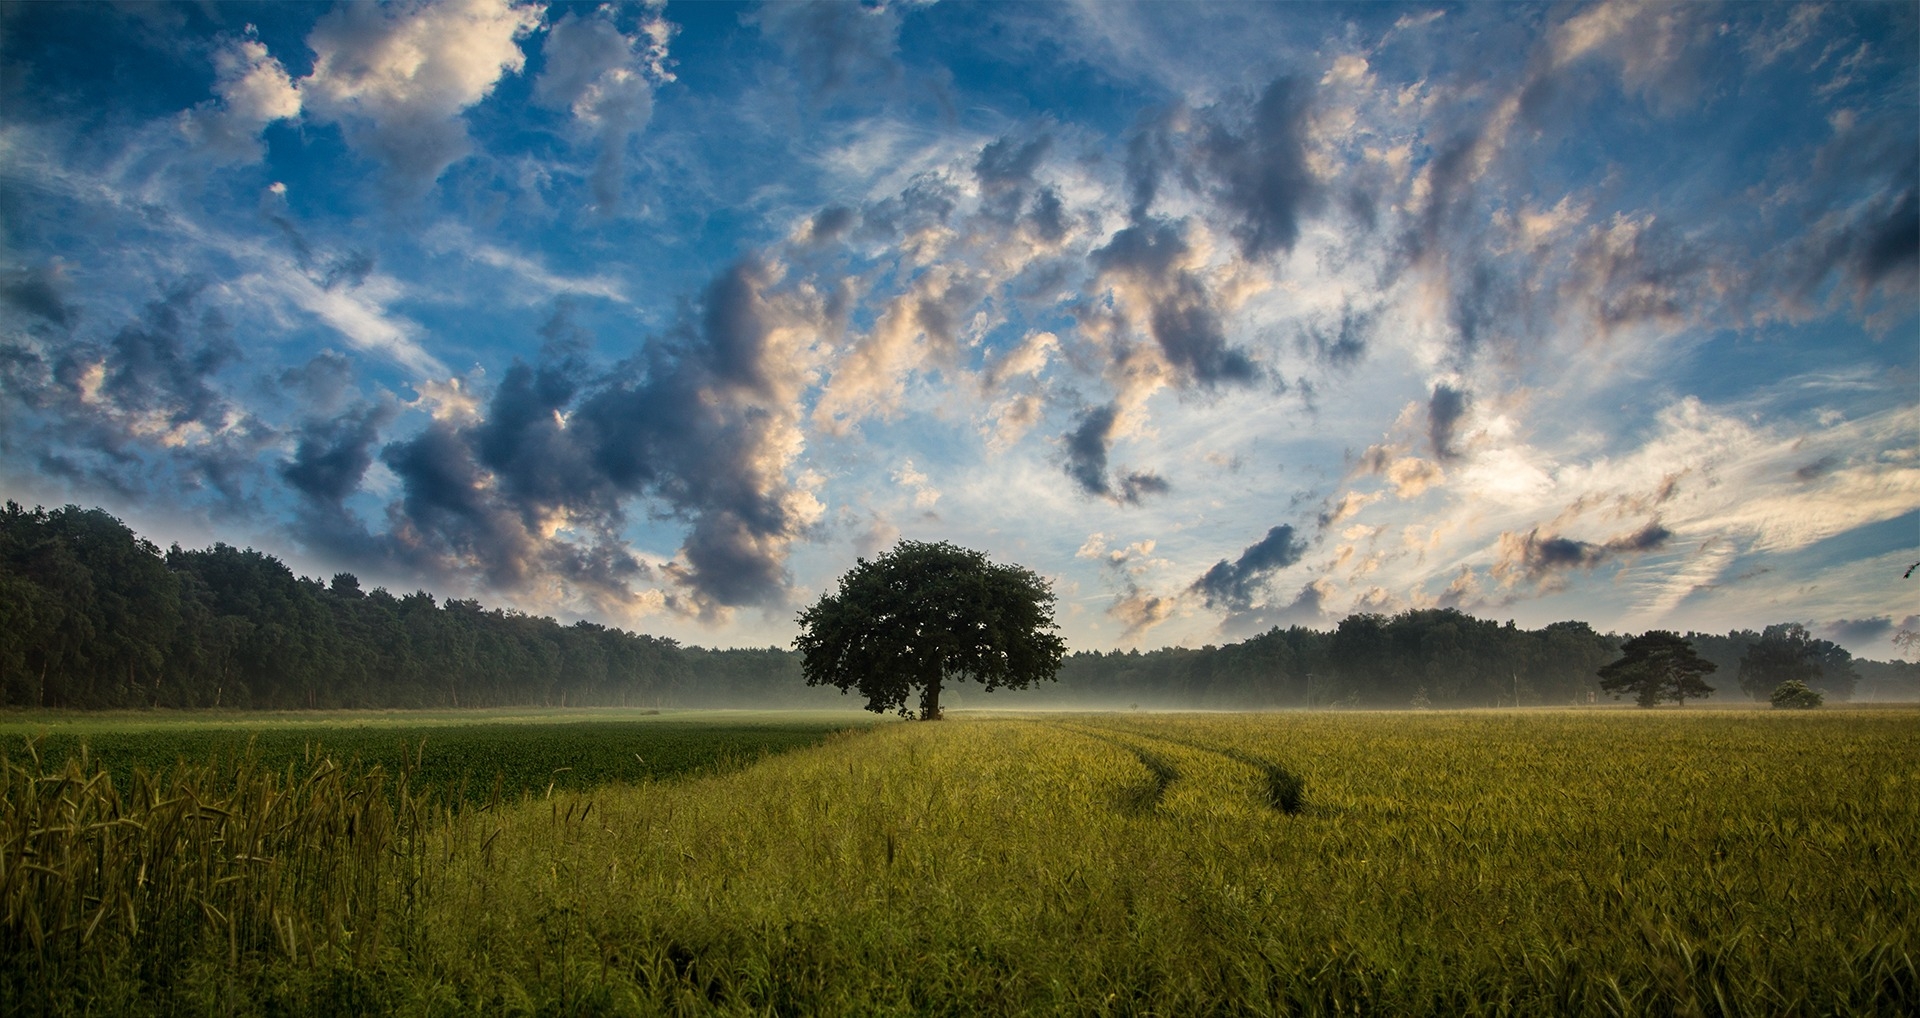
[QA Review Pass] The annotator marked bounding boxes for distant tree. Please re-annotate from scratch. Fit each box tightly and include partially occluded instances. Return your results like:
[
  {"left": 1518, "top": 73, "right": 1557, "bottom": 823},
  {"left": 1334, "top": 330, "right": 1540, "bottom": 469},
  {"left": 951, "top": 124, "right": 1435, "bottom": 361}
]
[
  {"left": 1598, "top": 631, "right": 1718, "bottom": 707},
  {"left": 794, "top": 540, "right": 1065, "bottom": 719},
  {"left": 1738, "top": 623, "right": 1855, "bottom": 701},
  {"left": 1769, "top": 679, "right": 1823, "bottom": 709}
]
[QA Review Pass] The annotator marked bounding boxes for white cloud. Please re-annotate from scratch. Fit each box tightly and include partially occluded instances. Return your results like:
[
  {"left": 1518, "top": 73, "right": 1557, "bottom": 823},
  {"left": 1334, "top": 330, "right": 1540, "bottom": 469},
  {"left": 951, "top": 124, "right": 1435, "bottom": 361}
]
[
  {"left": 180, "top": 33, "right": 302, "bottom": 166},
  {"left": 300, "top": 0, "right": 544, "bottom": 194}
]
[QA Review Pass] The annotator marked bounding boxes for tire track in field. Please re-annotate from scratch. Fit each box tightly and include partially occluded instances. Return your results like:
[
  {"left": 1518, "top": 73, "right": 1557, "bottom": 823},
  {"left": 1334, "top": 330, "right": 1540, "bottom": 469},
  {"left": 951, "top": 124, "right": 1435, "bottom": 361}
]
[
  {"left": 1046, "top": 723, "right": 1180, "bottom": 813},
  {"left": 1050, "top": 721, "right": 1308, "bottom": 816}
]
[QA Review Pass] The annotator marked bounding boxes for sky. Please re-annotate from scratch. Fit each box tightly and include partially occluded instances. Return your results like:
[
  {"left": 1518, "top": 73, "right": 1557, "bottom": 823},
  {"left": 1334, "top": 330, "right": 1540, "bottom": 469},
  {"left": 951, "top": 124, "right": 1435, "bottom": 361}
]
[{"left": 0, "top": 0, "right": 1916, "bottom": 657}]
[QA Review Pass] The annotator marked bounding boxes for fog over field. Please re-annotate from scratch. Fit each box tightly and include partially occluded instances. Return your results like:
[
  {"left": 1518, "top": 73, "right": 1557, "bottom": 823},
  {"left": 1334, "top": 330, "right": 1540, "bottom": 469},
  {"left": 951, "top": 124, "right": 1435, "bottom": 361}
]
[{"left": 1, "top": 1, "right": 1914, "bottom": 657}]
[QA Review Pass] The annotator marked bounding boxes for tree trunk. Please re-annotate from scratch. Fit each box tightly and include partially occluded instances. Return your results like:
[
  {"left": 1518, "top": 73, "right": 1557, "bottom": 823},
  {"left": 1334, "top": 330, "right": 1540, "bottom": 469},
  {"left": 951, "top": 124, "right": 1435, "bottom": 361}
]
[{"left": 920, "top": 668, "right": 943, "bottom": 720}]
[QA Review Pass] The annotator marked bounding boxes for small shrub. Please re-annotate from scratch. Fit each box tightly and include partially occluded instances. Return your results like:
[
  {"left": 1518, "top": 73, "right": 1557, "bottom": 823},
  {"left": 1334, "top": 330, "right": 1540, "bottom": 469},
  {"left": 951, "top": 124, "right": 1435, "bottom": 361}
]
[{"left": 1770, "top": 679, "right": 1823, "bottom": 709}]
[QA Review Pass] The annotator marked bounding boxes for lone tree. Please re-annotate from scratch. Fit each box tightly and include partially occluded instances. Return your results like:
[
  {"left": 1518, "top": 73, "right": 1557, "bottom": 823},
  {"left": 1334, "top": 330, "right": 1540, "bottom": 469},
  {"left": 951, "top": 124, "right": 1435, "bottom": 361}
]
[
  {"left": 795, "top": 540, "right": 1066, "bottom": 719},
  {"left": 1597, "top": 630, "right": 1717, "bottom": 708}
]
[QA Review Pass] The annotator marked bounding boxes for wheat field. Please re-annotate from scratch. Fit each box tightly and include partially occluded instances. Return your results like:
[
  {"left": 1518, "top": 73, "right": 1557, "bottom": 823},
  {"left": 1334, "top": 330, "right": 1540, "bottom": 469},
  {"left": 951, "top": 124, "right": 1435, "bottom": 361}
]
[{"left": 3, "top": 709, "right": 1915, "bottom": 1015}]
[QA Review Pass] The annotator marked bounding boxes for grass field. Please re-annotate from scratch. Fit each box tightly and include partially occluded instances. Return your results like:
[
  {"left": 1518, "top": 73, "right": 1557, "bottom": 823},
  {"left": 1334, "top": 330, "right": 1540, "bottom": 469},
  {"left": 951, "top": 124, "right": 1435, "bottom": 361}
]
[
  {"left": 0, "top": 708, "right": 875, "bottom": 802},
  {"left": 2, "top": 708, "right": 1915, "bottom": 1015}
]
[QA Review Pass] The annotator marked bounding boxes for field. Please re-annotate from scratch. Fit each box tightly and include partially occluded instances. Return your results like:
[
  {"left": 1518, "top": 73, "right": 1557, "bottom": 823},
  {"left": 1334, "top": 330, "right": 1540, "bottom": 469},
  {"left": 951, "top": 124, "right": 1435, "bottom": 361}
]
[
  {"left": 0, "top": 708, "right": 874, "bottom": 803},
  {"left": 2, "top": 708, "right": 1915, "bottom": 1015}
]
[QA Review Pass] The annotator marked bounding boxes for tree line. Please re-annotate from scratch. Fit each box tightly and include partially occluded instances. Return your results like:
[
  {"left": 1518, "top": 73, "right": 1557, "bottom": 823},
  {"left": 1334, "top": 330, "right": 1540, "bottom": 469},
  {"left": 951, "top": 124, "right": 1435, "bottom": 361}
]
[
  {"left": 0, "top": 503, "right": 834, "bottom": 710},
  {"left": 1, "top": 503, "right": 1913, "bottom": 710},
  {"left": 1031, "top": 615, "right": 1911, "bottom": 709}
]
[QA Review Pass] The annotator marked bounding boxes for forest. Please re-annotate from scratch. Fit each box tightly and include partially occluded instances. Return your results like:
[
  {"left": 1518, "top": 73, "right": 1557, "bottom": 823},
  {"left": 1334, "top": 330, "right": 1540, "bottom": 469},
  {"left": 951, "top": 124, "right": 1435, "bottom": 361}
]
[{"left": 2, "top": 503, "right": 1913, "bottom": 710}]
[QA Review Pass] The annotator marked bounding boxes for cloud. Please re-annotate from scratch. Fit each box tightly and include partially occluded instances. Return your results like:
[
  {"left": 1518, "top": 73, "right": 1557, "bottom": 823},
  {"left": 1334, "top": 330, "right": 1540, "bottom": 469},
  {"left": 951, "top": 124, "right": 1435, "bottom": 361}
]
[
  {"left": 180, "top": 32, "right": 302, "bottom": 167},
  {"left": 813, "top": 264, "right": 979, "bottom": 433},
  {"left": 370, "top": 259, "right": 829, "bottom": 617},
  {"left": 280, "top": 352, "right": 358, "bottom": 414},
  {"left": 1064, "top": 403, "right": 1119, "bottom": 496},
  {"left": 1090, "top": 220, "right": 1258, "bottom": 387},
  {"left": 1, "top": 262, "right": 77, "bottom": 329},
  {"left": 1298, "top": 302, "right": 1373, "bottom": 368},
  {"left": 1196, "top": 76, "right": 1322, "bottom": 261},
  {"left": 1386, "top": 456, "right": 1444, "bottom": 498},
  {"left": 1494, "top": 518, "right": 1672, "bottom": 587},
  {"left": 0, "top": 283, "right": 272, "bottom": 505},
  {"left": 975, "top": 133, "right": 1053, "bottom": 193},
  {"left": 534, "top": 4, "right": 677, "bottom": 211},
  {"left": 982, "top": 330, "right": 1057, "bottom": 391},
  {"left": 891, "top": 459, "right": 940, "bottom": 510},
  {"left": 1851, "top": 184, "right": 1920, "bottom": 291},
  {"left": 1063, "top": 402, "right": 1170, "bottom": 505},
  {"left": 300, "top": 0, "right": 544, "bottom": 197},
  {"left": 1109, "top": 586, "right": 1175, "bottom": 638},
  {"left": 752, "top": 0, "right": 908, "bottom": 100},
  {"left": 1189, "top": 524, "right": 1307, "bottom": 610},
  {"left": 1427, "top": 383, "right": 1469, "bottom": 461},
  {"left": 85, "top": 284, "right": 239, "bottom": 444},
  {"left": 1821, "top": 615, "right": 1894, "bottom": 649},
  {"left": 282, "top": 399, "right": 397, "bottom": 506},
  {"left": 1320, "top": 489, "right": 1383, "bottom": 528}
]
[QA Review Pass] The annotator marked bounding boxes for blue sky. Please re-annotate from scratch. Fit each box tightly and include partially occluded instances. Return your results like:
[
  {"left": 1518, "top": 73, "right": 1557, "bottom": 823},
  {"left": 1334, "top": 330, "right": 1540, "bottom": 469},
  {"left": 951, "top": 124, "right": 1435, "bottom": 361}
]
[{"left": 1, "top": 0, "right": 1915, "bottom": 656}]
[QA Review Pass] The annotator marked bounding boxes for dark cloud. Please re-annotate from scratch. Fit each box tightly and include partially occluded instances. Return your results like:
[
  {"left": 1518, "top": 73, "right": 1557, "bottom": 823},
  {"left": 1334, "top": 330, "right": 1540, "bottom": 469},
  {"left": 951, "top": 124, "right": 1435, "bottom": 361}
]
[
  {"left": 1197, "top": 76, "right": 1320, "bottom": 261},
  {"left": 473, "top": 359, "right": 606, "bottom": 514},
  {"left": 279, "top": 351, "right": 357, "bottom": 414},
  {"left": 1356, "top": 442, "right": 1396, "bottom": 476},
  {"left": 804, "top": 205, "right": 856, "bottom": 246},
  {"left": 1190, "top": 524, "right": 1307, "bottom": 610},
  {"left": 699, "top": 257, "right": 783, "bottom": 394},
  {"left": 1497, "top": 519, "right": 1672, "bottom": 583},
  {"left": 25, "top": 285, "right": 244, "bottom": 463},
  {"left": 856, "top": 172, "right": 958, "bottom": 244},
  {"left": 1064, "top": 403, "right": 1118, "bottom": 498},
  {"left": 1564, "top": 217, "right": 1699, "bottom": 336},
  {"left": 1122, "top": 109, "right": 1180, "bottom": 221},
  {"left": 91, "top": 287, "right": 231, "bottom": 426},
  {"left": 1427, "top": 384, "right": 1469, "bottom": 461},
  {"left": 1794, "top": 455, "right": 1840, "bottom": 482},
  {"left": 2, "top": 263, "right": 77, "bottom": 328},
  {"left": 322, "top": 251, "right": 376, "bottom": 291},
  {"left": 372, "top": 264, "right": 818, "bottom": 613},
  {"left": 1404, "top": 135, "right": 1477, "bottom": 268},
  {"left": 1025, "top": 187, "right": 1068, "bottom": 245},
  {"left": 1217, "top": 579, "right": 1328, "bottom": 638},
  {"left": 1061, "top": 403, "right": 1170, "bottom": 505},
  {"left": 753, "top": 0, "right": 904, "bottom": 100},
  {"left": 1300, "top": 303, "right": 1374, "bottom": 368},
  {"left": 282, "top": 400, "right": 394, "bottom": 506},
  {"left": 381, "top": 421, "right": 545, "bottom": 589},
  {"left": 1607, "top": 521, "right": 1672, "bottom": 553},
  {"left": 1091, "top": 221, "right": 1257, "bottom": 386},
  {"left": 1117, "top": 471, "right": 1169, "bottom": 502},
  {"left": 975, "top": 134, "right": 1052, "bottom": 193},
  {"left": 257, "top": 184, "right": 317, "bottom": 269},
  {"left": 1147, "top": 273, "right": 1255, "bottom": 384},
  {"left": 973, "top": 133, "right": 1055, "bottom": 229},
  {"left": 1821, "top": 616, "right": 1894, "bottom": 648},
  {"left": 0, "top": 283, "right": 274, "bottom": 507},
  {"left": 1852, "top": 184, "right": 1919, "bottom": 289}
]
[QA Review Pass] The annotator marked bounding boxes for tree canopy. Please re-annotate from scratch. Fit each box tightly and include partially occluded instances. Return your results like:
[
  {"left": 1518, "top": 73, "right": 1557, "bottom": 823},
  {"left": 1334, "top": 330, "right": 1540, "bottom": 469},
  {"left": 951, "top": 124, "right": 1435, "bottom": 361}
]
[
  {"left": 1737, "top": 623, "right": 1857, "bottom": 701},
  {"left": 1598, "top": 631, "right": 1718, "bottom": 708},
  {"left": 794, "top": 540, "right": 1065, "bottom": 718}
]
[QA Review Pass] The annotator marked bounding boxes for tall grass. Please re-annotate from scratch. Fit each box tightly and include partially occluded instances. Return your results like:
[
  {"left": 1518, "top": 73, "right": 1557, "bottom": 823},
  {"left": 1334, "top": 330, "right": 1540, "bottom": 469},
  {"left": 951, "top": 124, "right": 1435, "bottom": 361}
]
[{"left": 3, "top": 710, "right": 1915, "bottom": 1014}]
